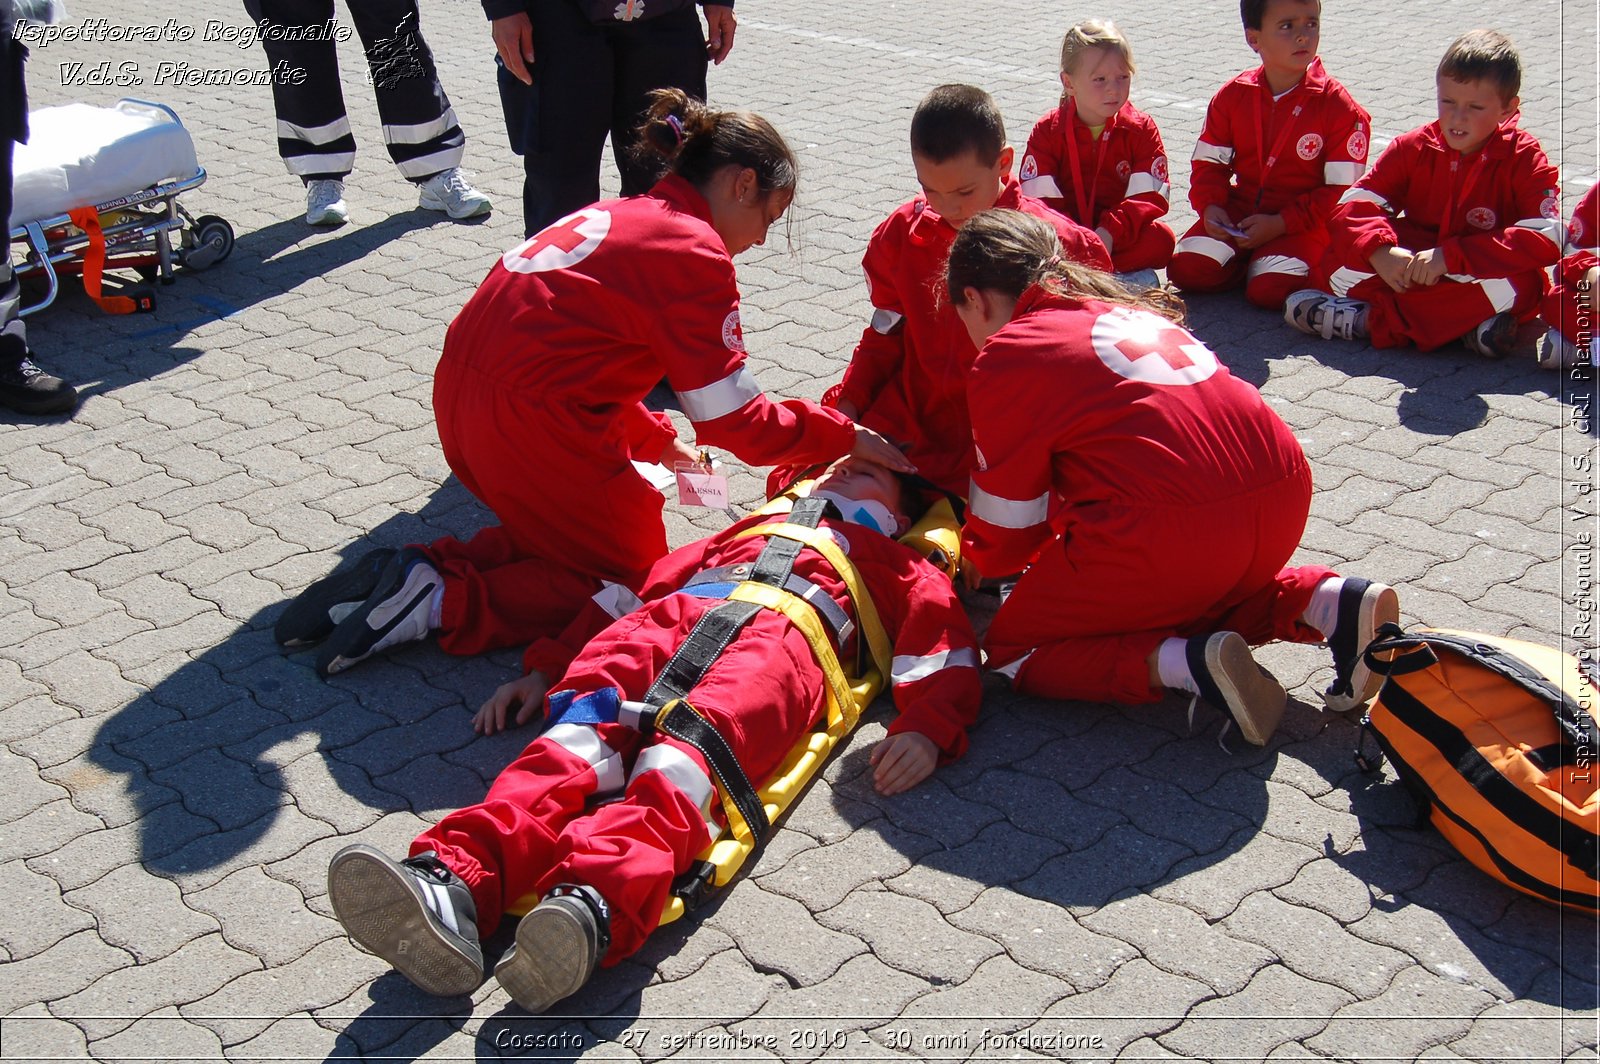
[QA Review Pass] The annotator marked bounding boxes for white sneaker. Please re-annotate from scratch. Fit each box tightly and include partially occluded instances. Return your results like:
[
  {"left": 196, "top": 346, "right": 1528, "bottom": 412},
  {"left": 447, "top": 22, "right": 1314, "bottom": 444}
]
[
  {"left": 305, "top": 179, "right": 349, "bottom": 226},
  {"left": 1284, "top": 289, "right": 1370, "bottom": 341},
  {"left": 418, "top": 168, "right": 492, "bottom": 220}
]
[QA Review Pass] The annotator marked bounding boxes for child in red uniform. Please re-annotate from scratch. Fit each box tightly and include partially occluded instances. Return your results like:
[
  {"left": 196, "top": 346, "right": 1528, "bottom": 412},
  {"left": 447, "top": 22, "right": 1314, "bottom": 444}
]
[
  {"left": 1020, "top": 18, "right": 1175, "bottom": 287},
  {"left": 322, "top": 459, "right": 981, "bottom": 1012},
  {"left": 949, "top": 209, "right": 1397, "bottom": 745},
  {"left": 1536, "top": 182, "right": 1597, "bottom": 370},
  {"left": 276, "top": 89, "right": 911, "bottom": 676},
  {"left": 1167, "top": 0, "right": 1370, "bottom": 310},
  {"left": 822, "top": 84, "right": 1110, "bottom": 497},
  {"left": 1287, "top": 30, "right": 1563, "bottom": 357}
]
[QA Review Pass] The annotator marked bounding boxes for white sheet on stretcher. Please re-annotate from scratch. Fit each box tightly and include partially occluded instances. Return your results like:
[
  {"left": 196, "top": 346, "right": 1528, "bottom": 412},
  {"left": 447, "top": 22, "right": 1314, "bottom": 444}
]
[{"left": 10, "top": 100, "right": 200, "bottom": 230}]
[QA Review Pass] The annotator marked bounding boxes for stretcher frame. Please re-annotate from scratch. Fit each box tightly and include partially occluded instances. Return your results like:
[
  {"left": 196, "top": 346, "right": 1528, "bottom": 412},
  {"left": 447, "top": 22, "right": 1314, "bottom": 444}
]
[{"left": 8, "top": 100, "right": 234, "bottom": 317}]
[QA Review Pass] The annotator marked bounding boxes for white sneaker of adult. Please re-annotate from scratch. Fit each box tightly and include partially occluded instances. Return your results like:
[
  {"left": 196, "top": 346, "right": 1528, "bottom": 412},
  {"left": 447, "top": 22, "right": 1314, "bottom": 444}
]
[{"left": 417, "top": 168, "right": 492, "bottom": 220}]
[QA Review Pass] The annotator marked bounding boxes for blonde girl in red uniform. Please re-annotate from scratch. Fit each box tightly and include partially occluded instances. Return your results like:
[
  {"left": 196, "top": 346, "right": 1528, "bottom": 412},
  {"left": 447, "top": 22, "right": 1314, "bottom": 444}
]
[
  {"left": 280, "top": 88, "right": 911, "bottom": 676},
  {"left": 948, "top": 208, "right": 1397, "bottom": 744},
  {"left": 1019, "top": 18, "right": 1175, "bottom": 286}
]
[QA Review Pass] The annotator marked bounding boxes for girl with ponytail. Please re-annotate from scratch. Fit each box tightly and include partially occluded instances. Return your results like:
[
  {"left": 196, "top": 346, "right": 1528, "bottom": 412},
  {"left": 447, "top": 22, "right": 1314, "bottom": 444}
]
[
  {"left": 287, "top": 91, "right": 910, "bottom": 679},
  {"left": 947, "top": 208, "right": 1397, "bottom": 747}
]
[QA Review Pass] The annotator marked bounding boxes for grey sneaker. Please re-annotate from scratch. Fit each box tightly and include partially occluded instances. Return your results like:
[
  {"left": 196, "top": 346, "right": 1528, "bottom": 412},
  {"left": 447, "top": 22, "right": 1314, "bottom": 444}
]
[
  {"left": 1321, "top": 578, "right": 1399, "bottom": 714},
  {"left": 305, "top": 179, "right": 348, "bottom": 226},
  {"left": 1535, "top": 328, "right": 1583, "bottom": 370},
  {"left": 1462, "top": 312, "right": 1517, "bottom": 359},
  {"left": 1284, "top": 289, "right": 1370, "bottom": 341},
  {"left": 417, "top": 168, "right": 492, "bottom": 220},
  {"left": 327, "top": 844, "right": 483, "bottom": 997},
  {"left": 314, "top": 547, "right": 442, "bottom": 676},
  {"left": 494, "top": 885, "right": 608, "bottom": 1013},
  {"left": 1179, "top": 632, "right": 1288, "bottom": 747}
]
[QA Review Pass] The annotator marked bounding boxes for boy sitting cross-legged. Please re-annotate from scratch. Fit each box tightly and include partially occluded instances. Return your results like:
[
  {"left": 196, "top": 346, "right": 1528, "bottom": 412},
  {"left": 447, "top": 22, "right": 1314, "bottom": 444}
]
[{"left": 1287, "top": 29, "right": 1564, "bottom": 357}]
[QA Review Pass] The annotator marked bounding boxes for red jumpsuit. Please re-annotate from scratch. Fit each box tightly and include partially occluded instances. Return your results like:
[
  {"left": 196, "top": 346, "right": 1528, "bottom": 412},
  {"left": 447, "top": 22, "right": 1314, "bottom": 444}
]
[
  {"left": 964, "top": 289, "right": 1336, "bottom": 705},
  {"left": 427, "top": 175, "right": 856, "bottom": 656},
  {"left": 825, "top": 178, "right": 1110, "bottom": 496},
  {"left": 412, "top": 511, "right": 982, "bottom": 962},
  {"left": 1541, "top": 183, "right": 1599, "bottom": 355},
  {"left": 1020, "top": 99, "right": 1176, "bottom": 273},
  {"left": 1315, "top": 118, "right": 1563, "bottom": 351},
  {"left": 1168, "top": 59, "right": 1371, "bottom": 309}
]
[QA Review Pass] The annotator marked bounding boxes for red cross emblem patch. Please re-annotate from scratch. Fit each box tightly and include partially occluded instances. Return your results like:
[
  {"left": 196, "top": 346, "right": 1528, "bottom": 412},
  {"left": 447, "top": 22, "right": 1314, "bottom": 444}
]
[
  {"left": 1091, "top": 307, "right": 1219, "bottom": 386},
  {"left": 502, "top": 209, "right": 611, "bottom": 274}
]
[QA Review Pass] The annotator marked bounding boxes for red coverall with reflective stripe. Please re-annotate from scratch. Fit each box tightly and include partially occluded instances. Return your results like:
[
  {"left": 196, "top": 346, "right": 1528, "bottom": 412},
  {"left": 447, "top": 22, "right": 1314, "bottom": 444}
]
[
  {"left": 1541, "top": 183, "right": 1599, "bottom": 352},
  {"left": 413, "top": 511, "right": 981, "bottom": 962},
  {"left": 963, "top": 290, "right": 1334, "bottom": 705},
  {"left": 1315, "top": 119, "right": 1562, "bottom": 351},
  {"left": 1168, "top": 59, "right": 1371, "bottom": 309},
  {"left": 427, "top": 175, "right": 856, "bottom": 656},
  {"left": 824, "top": 178, "right": 1110, "bottom": 497},
  {"left": 1020, "top": 99, "right": 1176, "bottom": 273}
]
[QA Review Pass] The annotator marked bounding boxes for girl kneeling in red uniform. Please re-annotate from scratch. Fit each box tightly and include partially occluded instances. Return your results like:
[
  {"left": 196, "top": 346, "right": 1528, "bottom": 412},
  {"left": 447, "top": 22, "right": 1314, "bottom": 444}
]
[
  {"left": 948, "top": 208, "right": 1397, "bottom": 745},
  {"left": 278, "top": 89, "right": 910, "bottom": 676}
]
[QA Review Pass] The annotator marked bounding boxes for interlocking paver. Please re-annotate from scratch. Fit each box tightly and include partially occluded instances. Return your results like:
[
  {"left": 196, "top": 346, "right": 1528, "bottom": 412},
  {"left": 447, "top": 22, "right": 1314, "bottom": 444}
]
[
  {"left": 1306, "top": 963, "right": 1497, "bottom": 1061},
  {"left": 1083, "top": 892, "right": 1276, "bottom": 995},
  {"left": 946, "top": 886, "right": 1137, "bottom": 990},
  {"left": 1158, "top": 963, "right": 1355, "bottom": 1060},
  {"left": 817, "top": 888, "right": 1001, "bottom": 985},
  {"left": 705, "top": 882, "right": 865, "bottom": 988},
  {"left": 63, "top": 862, "right": 219, "bottom": 961}
]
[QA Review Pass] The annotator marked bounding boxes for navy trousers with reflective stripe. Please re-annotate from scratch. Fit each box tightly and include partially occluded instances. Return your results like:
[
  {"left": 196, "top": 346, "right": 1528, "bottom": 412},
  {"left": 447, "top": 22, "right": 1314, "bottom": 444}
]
[{"left": 243, "top": 0, "right": 465, "bottom": 181}]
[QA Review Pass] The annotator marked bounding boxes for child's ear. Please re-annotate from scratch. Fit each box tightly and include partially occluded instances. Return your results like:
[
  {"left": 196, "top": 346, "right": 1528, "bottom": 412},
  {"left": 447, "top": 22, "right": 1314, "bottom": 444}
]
[
  {"left": 1244, "top": 28, "right": 1262, "bottom": 54},
  {"left": 997, "top": 145, "right": 1015, "bottom": 178},
  {"left": 1059, "top": 70, "right": 1073, "bottom": 96},
  {"left": 1501, "top": 95, "right": 1521, "bottom": 122}
]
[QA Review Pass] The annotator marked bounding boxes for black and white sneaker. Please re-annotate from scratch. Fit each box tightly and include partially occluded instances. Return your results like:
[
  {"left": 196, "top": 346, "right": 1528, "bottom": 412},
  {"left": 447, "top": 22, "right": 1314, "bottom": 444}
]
[
  {"left": 327, "top": 844, "right": 483, "bottom": 997},
  {"left": 1321, "top": 578, "right": 1399, "bottom": 714},
  {"left": 1180, "top": 632, "right": 1287, "bottom": 747},
  {"left": 275, "top": 547, "right": 396, "bottom": 648},
  {"left": 1462, "top": 312, "right": 1517, "bottom": 359},
  {"left": 494, "top": 885, "right": 609, "bottom": 1013},
  {"left": 314, "top": 548, "right": 442, "bottom": 676}
]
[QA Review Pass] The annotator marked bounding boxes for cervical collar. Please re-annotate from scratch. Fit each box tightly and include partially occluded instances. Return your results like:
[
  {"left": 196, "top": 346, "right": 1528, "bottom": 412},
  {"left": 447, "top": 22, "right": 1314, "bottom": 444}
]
[{"left": 813, "top": 491, "right": 898, "bottom": 536}]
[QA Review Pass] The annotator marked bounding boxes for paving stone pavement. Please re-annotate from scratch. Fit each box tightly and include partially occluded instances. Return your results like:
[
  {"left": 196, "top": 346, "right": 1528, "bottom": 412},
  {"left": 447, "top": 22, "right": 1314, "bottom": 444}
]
[{"left": 2, "top": 0, "right": 1597, "bottom": 1060}]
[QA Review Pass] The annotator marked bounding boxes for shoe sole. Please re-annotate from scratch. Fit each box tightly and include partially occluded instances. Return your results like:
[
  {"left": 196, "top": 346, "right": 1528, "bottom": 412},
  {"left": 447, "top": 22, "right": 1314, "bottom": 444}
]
[
  {"left": 1322, "top": 582, "right": 1400, "bottom": 714},
  {"left": 1204, "top": 632, "right": 1287, "bottom": 747},
  {"left": 275, "top": 548, "right": 396, "bottom": 647},
  {"left": 419, "top": 193, "right": 492, "bottom": 220},
  {"left": 494, "top": 899, "right": 595, "bottom": 1013},
  {"left": 315, "top": 552, "right": 438, "bottom": 676},
  {"left": 2, "top": 394, "right": 78, "bottom": 415},
  {"left": 327, "top": 844, "right": 482, "bottom": 997}
]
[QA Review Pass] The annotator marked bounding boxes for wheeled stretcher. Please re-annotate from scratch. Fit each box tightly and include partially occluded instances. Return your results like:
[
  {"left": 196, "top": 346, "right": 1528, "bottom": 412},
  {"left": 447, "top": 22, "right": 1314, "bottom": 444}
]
[
  {"left": 8, "top": 98, "right": 234, "bottom": 316},
  {"left": 507, "top": 481, "right": 964, "bottom": 927}
]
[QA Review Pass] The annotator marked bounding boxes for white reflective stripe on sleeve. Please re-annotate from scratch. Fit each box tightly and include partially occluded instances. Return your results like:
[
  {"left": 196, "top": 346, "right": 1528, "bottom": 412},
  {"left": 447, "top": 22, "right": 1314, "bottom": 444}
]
[
  {"left": 1329, "top": 266, "right": 1374, "bottom": 297},
  {"left": 891, "top": 646, "right": 981, "bottom": 685},
  {"left": 544, "top": 723, "right": 626, "bottom": 795},
  {"left": 1337, "top": 187, "right": 1389, "bottom": 209},
  {"left": 1020, "top": 174, "right": 1064, "bottom": 198},
  {"left": 1514, "top": 217, "right": 1565, "bottom": 248},
  {"left": 285, "top": 151, "right": 357, "bottom": 176},
  {"left": 968, "top": 482, "right": 1050, "bottom": 530},
  {"left": 630, "top": 744, "right": 720, "bottom": 841},
  {"left": 1175, "top": 235, "right": 1235, "bottom": 266},
  {"left": 1247, "top": 254, "right": 1309, "bottom": 279},
  {"left": 383, "top": 107, "right": 462, "bottom": 146},
  {"left": 592, "top": 581, "right": 644, "bottom": 620},
  {"left": 871, "top": 307, "right": 904, "bottom": 334},
  {"left": 676, "top": 365, "right": 763, "bottom": 423},
  {"left": 1192, "top": 140, "right": 1234, "bottom": 166},
  {"left": 1125, "top": 173, "right": 1169, "bottom": 198},
  {"left": 277, "top": 115, "right": 352, "bottom": 145},
  {"left": 1323, "top": 161, "right": 1365, "bottom": 185},
  {"left": 992, "top": 650, "right": 1033, "bottom": 683},
  {"left": 1477, "top": 278, "right": 1517, "bottom": 313},
  {"left": 395, "top": 144, "right": 466, "bottom": 180}
]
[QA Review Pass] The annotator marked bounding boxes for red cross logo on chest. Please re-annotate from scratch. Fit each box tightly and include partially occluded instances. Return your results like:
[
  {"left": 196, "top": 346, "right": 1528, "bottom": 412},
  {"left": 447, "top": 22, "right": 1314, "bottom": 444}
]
[{"left": 1116, "top": 327, "right": 1197, "bottom": 369}]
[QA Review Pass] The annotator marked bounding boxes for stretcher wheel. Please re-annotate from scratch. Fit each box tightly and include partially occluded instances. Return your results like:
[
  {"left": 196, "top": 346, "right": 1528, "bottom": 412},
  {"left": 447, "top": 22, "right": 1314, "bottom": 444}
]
[{"left": 181, "top": 215, "right": 234, "bottom": 271}]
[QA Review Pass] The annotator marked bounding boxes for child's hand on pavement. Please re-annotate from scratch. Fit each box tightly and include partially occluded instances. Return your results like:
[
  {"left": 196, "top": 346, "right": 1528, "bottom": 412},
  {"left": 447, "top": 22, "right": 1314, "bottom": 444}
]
[
  {"left": 473, "top": 671, "right": 550, "bottom": 736},
  {"left": 870, "top": 732, "right": 938, "bottom": 795}
]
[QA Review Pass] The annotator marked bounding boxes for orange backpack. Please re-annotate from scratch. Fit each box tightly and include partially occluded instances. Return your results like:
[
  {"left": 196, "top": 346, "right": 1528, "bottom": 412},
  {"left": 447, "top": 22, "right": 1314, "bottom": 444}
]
[{"left": 1357, "top": 626, "right": 1600, "bottom": 912}]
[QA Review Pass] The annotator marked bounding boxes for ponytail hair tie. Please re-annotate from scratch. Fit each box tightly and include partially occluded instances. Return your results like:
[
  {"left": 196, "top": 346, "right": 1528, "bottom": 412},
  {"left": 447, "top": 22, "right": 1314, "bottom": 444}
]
[{"left": 666, "top": 114, "right": 685, "bottom": 147}]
